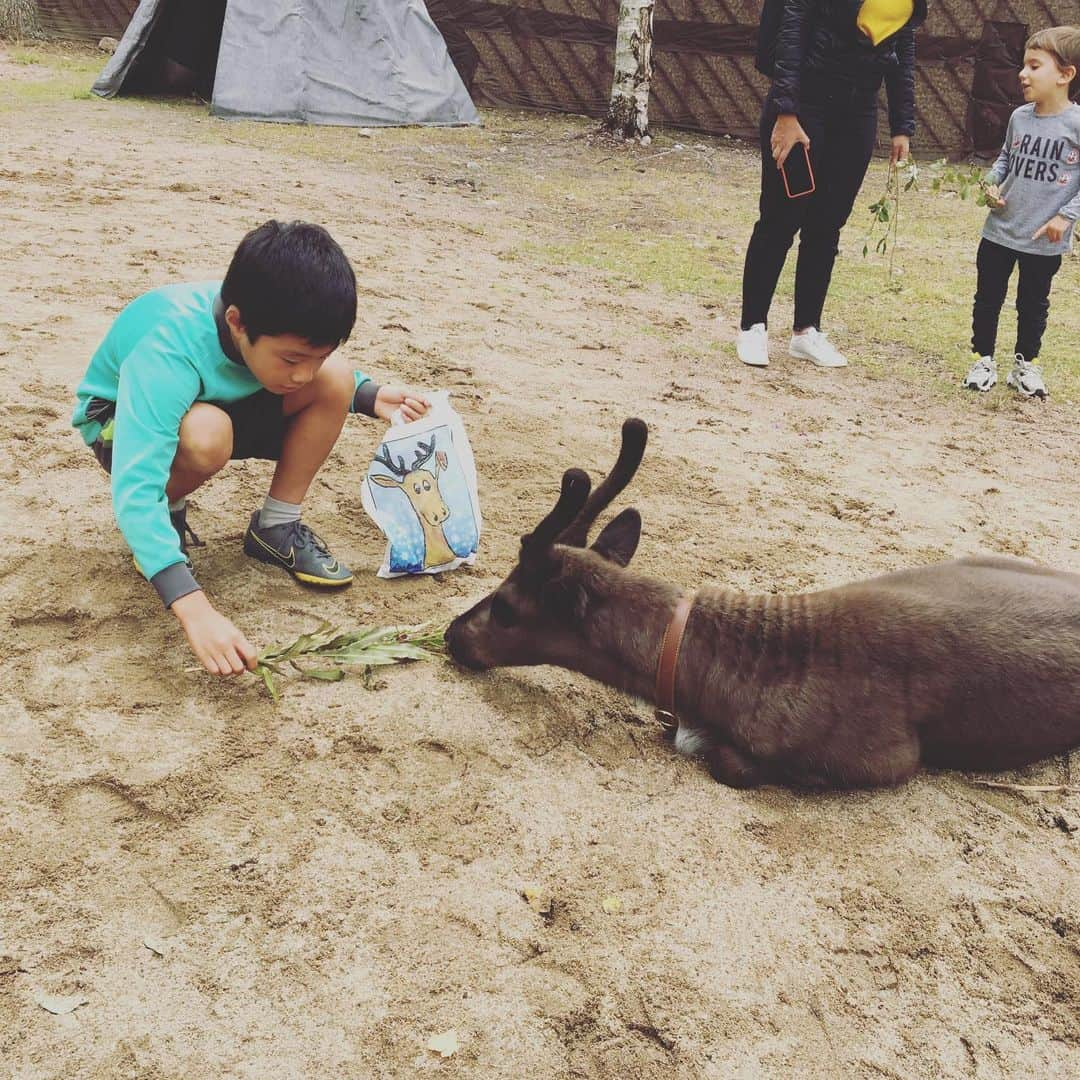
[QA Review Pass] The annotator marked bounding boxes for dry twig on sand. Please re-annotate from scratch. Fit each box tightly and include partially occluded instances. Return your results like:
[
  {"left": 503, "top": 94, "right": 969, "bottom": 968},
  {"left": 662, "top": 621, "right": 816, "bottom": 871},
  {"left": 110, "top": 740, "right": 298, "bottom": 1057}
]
[{"left": 971, "top": 779, "right": 1079, "bottom": 795}]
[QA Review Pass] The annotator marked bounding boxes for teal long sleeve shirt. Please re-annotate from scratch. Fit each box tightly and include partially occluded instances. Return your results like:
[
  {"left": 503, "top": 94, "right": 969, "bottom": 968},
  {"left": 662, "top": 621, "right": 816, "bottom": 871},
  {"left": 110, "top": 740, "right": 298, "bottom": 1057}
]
[{"left": 72, "top": 281, "right": 376, "bottom": 606}]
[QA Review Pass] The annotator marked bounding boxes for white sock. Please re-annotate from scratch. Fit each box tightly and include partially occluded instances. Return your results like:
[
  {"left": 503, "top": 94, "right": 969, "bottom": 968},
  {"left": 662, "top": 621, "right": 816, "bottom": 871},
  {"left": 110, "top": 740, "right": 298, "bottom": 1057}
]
[
  {"left": 168, "top": 497, "right": 186, "bottom": 512},
  {"left": 258, "top": 495, "right": 301, "bottom": 530}
]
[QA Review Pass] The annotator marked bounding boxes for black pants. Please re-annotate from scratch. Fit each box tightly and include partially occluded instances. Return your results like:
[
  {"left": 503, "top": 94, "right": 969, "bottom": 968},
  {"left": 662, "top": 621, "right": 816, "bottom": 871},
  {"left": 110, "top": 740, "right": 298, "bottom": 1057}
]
[
  {"left": 88, "top": 389, "right": 288, "bottom": 473},
  {"left": 741, "top": 76, "right": 881, "bottom": 331},
  {"left": 971, "top": 238, "right": 1061, "bottom": 361}
]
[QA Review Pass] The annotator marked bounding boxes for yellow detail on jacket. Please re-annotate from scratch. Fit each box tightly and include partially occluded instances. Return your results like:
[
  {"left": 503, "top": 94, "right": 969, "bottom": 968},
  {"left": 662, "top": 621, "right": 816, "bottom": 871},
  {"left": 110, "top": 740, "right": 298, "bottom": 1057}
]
[{"left": 856, "top": 0, "right": 914, "bottom": 46}]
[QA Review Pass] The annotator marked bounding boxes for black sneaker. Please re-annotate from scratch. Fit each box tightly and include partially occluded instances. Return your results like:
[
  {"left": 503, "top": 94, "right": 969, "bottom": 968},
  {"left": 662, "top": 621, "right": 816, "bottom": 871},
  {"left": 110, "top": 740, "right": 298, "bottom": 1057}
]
[
  {"left": 172, "top": 504, "right": 204, "bottom": 564},
  {"left": 133, "top": 505, "right": 202, "bottom": 576},
  {"left": 243, "top": 512, "right": 353, "bottom": 587}
]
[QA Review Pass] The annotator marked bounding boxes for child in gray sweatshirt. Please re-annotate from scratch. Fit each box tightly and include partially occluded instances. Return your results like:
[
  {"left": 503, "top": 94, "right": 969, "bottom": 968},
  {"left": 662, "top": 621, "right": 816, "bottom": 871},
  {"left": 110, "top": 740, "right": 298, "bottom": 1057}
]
[{"left": 964, "top": 26, "right": 1080, "bottom": 399}]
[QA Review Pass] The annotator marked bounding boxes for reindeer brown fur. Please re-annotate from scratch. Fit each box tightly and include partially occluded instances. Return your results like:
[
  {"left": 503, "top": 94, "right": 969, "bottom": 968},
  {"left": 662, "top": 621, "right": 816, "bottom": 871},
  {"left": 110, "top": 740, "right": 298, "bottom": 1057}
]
[{"left": 446, "top": 419, "right": 1080, "bottom": 789}]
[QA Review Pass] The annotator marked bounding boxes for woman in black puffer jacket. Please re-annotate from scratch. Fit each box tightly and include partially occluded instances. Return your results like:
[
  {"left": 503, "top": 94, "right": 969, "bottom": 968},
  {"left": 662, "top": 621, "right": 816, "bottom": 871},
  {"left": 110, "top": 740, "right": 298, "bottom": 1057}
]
[{"left": 737, "top": 0, "right": 927, "bottom": 369}]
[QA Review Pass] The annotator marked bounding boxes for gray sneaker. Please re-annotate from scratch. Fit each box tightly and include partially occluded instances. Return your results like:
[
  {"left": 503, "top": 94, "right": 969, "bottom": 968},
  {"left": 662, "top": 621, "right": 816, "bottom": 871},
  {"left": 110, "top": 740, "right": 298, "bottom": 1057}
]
[
  {"left": 243, "top": 513, "right": 353, "bottom": 586},
  {"left": 1006, "top": 355, "right": 1047, "bottom": 400},
  {"left": 963, "top": 355, "right": 997, "bottom": 392}
]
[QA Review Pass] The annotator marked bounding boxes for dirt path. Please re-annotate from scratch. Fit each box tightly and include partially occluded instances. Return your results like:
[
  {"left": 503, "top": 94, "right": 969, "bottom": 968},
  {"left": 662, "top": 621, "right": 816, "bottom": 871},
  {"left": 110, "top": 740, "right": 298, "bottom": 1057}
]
[{"left": 1, "top": 63, "right": 1078, "bottom": 1078}]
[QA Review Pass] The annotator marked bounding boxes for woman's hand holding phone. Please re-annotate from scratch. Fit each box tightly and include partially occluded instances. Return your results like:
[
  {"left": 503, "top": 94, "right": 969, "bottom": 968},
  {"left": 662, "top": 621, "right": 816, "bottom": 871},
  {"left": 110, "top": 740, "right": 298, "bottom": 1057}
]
[{"left": 771, "top": 114, "right": 810, "bottom": 168}]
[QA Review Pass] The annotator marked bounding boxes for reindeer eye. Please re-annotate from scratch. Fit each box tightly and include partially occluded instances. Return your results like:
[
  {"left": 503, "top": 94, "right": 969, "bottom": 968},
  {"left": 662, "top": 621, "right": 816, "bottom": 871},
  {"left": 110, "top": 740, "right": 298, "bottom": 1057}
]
[
  {"left": 491, "top": 594, "right": 517, "bottom": 628},
  {"left": 423, "top": 480, "right": 431, "bottom": 491},
  {"left": 413, "top": 483, "right": 422, "bottom": 494}
]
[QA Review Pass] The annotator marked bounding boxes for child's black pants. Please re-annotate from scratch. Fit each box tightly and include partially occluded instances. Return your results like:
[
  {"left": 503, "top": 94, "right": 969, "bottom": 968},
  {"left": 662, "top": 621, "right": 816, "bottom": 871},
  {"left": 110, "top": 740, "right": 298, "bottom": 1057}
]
[{"left": 971, "top": 238, "right": 1061, "bottom": 361}]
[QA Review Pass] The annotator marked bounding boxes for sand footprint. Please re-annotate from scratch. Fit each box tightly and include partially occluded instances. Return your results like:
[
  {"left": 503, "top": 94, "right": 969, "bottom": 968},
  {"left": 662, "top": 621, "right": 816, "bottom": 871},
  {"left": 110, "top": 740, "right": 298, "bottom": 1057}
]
[{"left": 58, "top": 780, "right": 185, "bottom": 935}]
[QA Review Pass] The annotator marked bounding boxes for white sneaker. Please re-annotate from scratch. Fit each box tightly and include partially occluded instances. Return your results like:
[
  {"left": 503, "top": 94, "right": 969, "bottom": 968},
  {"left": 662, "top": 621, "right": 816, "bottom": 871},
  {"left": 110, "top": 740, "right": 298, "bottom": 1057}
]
[
  {"left": 1006, "top": 354, "right": 1047, "bottom": 399},
  {"left": 963, "top": 354, "right": 997, "bottom": 392},
  {"left": 789, "top": 327, "right": 848, "bottom": 368},
  {"left": 737, "top": 323, "right": 769, "bottom": 367}
]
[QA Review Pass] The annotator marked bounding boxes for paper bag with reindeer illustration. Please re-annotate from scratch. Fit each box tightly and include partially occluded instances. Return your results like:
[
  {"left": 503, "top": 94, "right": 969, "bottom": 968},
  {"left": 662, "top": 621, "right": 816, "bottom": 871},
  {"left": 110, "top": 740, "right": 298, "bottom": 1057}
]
[{"left": 361, "top": 391, "right": 481, "bottom": 578}]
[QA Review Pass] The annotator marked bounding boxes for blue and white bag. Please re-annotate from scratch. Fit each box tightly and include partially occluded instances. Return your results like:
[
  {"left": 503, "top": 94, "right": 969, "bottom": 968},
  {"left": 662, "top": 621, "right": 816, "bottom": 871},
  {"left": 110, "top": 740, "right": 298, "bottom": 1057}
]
[{"left": 361, "top": 391, "right": 481, "bottom": 578}]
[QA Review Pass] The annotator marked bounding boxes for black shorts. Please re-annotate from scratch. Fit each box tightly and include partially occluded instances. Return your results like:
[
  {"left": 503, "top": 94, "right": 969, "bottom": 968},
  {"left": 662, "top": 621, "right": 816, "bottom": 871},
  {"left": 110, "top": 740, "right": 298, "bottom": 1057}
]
[{"left": 89, "top": 390, "right": 288, "bottom": 473}]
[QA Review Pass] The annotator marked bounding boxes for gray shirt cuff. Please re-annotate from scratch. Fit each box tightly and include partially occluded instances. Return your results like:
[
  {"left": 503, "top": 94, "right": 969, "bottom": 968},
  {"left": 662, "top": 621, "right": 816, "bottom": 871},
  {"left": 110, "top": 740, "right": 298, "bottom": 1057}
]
[
  {"left": 351, "top": 380, "right": 381, "bottom": 418},
  {"left": 150, "top": 561, "right": 202, "bottom": 608}
]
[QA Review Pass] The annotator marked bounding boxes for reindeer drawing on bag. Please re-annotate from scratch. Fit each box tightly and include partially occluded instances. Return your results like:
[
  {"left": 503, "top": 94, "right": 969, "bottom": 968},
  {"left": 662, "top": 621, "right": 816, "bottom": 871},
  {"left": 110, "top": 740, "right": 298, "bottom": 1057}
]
[{"left": 371, "top": 435, "right": 458, "bottom": 569}]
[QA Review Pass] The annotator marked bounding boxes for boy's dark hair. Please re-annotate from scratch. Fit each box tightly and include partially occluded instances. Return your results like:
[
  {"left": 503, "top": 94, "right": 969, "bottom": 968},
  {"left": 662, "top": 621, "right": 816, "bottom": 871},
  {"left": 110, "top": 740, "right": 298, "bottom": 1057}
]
[
  {"left": 221, "top": 220, "right": 357, "bottom": 346},
  {"left": 1026, "top": 26, "right": 1080, "bottom": 98}
]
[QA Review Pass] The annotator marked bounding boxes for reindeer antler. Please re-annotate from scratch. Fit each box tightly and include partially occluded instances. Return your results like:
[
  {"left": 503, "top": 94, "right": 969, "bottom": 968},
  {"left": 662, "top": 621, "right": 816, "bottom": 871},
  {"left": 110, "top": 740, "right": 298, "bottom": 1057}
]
[
  {"left": 523, "top": 468, "right": 592, "bottom": 556},
  {"left": 412, "top": 435, "right": 436, "bottom": 470},
  {"left": 373, "top": 445, "right": 410, "bottom": 480},
  {"left": 558, "top": 418, "right": 648, "bottom": 546}
]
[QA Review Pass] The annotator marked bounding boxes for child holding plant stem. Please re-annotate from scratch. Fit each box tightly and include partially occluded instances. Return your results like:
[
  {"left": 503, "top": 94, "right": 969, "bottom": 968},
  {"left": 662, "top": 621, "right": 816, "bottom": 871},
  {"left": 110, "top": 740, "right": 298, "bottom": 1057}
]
[{"left": 963, "top": 26, "right": 1080, "bottom": 399}]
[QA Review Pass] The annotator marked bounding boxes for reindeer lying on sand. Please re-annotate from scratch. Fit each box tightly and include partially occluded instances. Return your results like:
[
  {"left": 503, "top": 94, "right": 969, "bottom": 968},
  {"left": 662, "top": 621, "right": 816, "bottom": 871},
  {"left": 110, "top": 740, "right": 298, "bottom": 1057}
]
[{"left": 446, "top": 419, "right": 1080, "bottom": 789}]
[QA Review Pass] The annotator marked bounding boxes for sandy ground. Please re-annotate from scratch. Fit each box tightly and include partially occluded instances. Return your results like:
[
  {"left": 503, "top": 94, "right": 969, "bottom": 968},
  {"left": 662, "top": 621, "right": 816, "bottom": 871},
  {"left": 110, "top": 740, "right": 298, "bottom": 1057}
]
[{"left": 1, "top": 47, "right": 1078, "bottom": 1079}]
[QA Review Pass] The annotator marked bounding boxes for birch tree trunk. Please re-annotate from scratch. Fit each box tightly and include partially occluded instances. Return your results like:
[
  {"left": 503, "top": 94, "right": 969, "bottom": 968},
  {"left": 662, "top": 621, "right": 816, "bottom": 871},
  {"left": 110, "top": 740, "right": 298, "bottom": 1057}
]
[
  {"left": 0, "top": 0, "right": 42, "bottom": 40},
  {"left": 604, "top": 0, "right": 655, "bottom": 140}
]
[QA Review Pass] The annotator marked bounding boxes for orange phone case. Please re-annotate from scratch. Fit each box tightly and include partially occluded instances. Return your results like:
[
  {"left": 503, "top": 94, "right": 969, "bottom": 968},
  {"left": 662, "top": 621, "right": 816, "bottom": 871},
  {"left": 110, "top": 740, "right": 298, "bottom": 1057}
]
[{"left": 780, "top": 145, "right": 816, "bottom": 199}]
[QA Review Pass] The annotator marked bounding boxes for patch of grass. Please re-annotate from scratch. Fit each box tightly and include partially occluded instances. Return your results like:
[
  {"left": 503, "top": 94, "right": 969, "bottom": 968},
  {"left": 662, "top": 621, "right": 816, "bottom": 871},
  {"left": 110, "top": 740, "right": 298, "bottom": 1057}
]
[
  {"left": 838, "top": 160, "right": 1080, "bottom": 402},
  {"left": 174, "top": 101, "right": 509, "bottom": 167},
  {"left": 0, "top": 43, "right": 101, "bottom": 109},
  {"left": 515, "top": 145, "right": 1079, "bottom": 404},
  {"left": 527, "top": 231, "right": 743, "bottom": 304}
]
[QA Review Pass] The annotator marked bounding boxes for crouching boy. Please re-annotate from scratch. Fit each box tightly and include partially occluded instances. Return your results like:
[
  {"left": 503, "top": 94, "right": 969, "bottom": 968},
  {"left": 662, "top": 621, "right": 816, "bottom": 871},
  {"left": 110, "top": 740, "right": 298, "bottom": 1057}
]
[{"left": 72, "top": 220, "right": 429, "bottom": 677}]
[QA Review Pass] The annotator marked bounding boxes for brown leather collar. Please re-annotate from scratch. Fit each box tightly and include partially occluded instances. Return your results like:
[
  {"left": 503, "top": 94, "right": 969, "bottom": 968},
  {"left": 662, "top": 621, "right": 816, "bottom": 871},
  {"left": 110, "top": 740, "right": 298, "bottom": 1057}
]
[{"left": 655, "top": 594, "right": 694, "bottom": 732}]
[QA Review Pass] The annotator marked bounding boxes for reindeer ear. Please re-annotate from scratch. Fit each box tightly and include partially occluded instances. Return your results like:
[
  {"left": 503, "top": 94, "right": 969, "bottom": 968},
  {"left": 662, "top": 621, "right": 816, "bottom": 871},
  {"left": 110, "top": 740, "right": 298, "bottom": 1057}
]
[{"left": 590, "top": 508, "right": 641, "bottom": 567}]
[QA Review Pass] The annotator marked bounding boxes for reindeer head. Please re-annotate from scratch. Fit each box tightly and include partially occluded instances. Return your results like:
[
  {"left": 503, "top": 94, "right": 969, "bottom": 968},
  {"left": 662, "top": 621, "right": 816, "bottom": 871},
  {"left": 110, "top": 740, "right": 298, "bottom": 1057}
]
[
  {"left": 371, "top": 436, "right": 451, "bottom": 528},
  {"left": 446, "top": 418, "right": 648, "bottom": 671}
]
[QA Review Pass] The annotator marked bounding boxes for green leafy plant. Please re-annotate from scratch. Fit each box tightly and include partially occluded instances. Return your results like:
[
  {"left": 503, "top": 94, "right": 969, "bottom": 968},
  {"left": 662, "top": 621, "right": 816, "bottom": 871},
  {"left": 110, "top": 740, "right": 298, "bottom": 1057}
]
[
  {"left": 254, "top": 621, "right": 447, "bottom": 702},
  {"left": 863, "top": 157, "right": 920, "bottom": 278},
  {"left": 926, "top": 159, "right": 993, "bottom": 205},
  {"left": 864, "top": 157, "right": 999, "bottom": 281}
]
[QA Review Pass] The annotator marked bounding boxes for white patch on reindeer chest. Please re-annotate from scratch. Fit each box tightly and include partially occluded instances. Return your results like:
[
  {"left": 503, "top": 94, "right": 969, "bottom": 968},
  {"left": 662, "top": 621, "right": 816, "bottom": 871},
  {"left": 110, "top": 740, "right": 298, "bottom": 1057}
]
[{"left": 673, "top": 725, "right": 710, "bottom": 758}]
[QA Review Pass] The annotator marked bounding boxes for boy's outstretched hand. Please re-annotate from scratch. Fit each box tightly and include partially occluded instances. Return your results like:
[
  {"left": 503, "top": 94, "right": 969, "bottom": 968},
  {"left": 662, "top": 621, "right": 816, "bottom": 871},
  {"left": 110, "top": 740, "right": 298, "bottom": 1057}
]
[
  {"left": 374, "top": 386, "right": 431, "bottom": 423},
  {"left": 172, "top": 591, "right": 258, "bottom": 676},
  {"left": 1032, "top": 215, "right": 1069, "bottom": 243}
]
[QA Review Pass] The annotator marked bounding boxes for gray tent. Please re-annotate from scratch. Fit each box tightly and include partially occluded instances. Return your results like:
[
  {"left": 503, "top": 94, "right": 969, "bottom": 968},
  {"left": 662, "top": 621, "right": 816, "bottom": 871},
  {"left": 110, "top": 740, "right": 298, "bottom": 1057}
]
[{"left": 92, "top": 0, "right": 480, "bottom": 128}]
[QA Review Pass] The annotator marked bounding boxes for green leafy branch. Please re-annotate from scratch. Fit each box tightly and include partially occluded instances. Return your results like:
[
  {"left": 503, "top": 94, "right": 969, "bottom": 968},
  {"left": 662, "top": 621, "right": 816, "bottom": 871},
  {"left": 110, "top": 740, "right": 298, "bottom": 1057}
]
[
  {"left": 254, "top": 621, "right": 447, "bottom": 702},
  {"left": 862, "top": 156, "right": 994, "bottom": 279},
  {"left": 926, "top": 159, "right": 993, "bottom": 205},
  {"left": 862, "top": 157, "right": 919, "bottom": 279}
]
